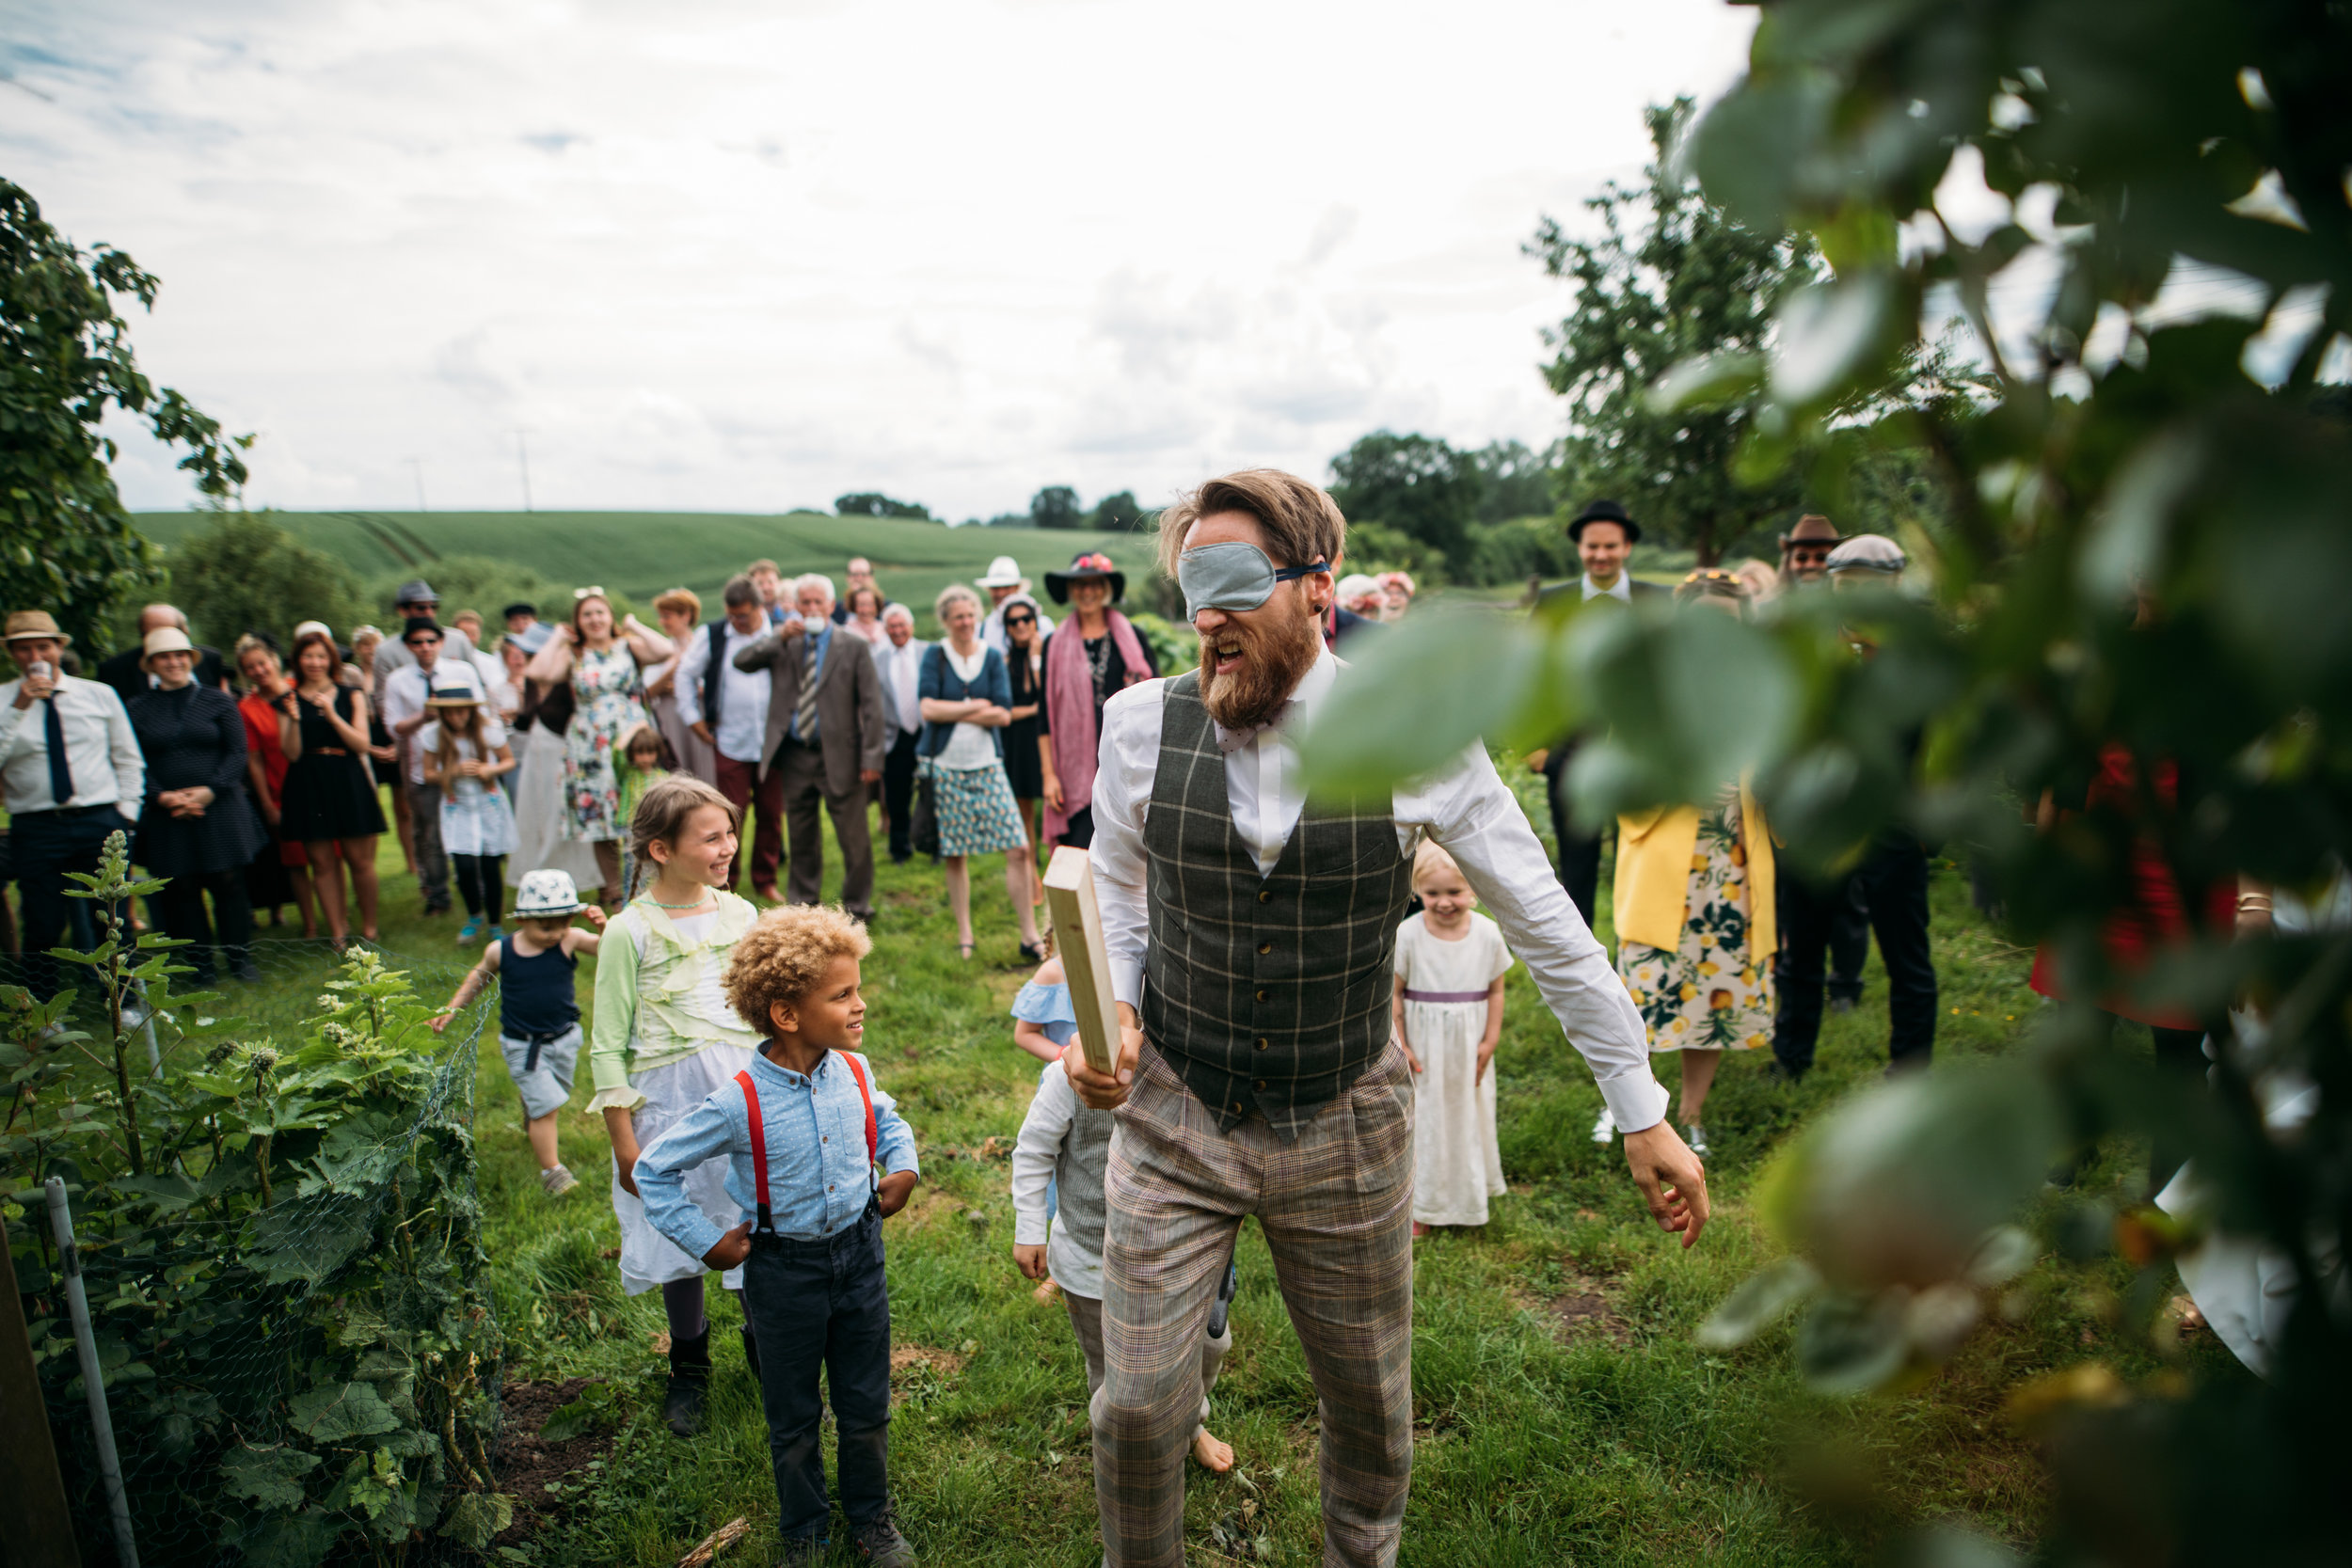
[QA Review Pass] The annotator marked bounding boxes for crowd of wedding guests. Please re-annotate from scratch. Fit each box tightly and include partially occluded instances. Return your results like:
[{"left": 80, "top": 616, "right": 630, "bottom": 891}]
[
  {"left": 3, "top": 543, "right": 1383, "bottom": 995},
  {"left": 1, "top": 511, "right": 1963, "bottom": 1156}
]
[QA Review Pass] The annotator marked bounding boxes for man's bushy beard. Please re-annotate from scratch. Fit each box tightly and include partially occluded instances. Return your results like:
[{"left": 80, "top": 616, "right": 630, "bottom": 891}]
[{"left": 1199, "top": 605, "right": 1322, "bottom": 731}]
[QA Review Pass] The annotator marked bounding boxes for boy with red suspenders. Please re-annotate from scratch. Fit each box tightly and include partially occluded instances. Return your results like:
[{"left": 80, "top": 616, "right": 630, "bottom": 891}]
[{"left": 633, "top": 906, "right": 921, "bottom": 1566}]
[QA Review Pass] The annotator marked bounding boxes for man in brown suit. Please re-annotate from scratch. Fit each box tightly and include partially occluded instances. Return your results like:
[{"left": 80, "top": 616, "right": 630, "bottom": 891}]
[{"left": 734, "top": 573, "right": 887, "bottom": 922}]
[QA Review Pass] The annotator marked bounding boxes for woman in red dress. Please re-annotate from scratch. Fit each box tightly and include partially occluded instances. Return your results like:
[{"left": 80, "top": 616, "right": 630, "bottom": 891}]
[{"left": 234, "top": 635, "right": 319, "bottom": 940}]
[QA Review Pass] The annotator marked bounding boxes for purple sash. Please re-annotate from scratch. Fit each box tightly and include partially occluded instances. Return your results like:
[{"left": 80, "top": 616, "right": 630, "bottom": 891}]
[{"left": 1402, "top": 988, "right": 1489, "bottom": 1005}]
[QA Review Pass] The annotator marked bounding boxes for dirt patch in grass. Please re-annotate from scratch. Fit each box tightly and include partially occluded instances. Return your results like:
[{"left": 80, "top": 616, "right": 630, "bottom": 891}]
[
  {"left": 1549, "top": 1270, "right": 1631, "bottom": 1341},
  {"left": 495, "top": 1376, "right": 620, "bottom": 1542},
  {"left": 891, "top": 1342, "right": 969, "bottom": 1407}
]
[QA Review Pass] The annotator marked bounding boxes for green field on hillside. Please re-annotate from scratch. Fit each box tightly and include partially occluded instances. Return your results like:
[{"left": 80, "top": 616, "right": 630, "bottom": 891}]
[{"left": 132, "top": 511, "right": 1146, "bottom": 621}]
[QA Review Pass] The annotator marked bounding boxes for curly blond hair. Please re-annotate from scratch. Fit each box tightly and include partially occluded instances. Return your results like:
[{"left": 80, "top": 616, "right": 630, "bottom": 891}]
[{"left": 723, "top": 904, "right": 874, "bottom": 1035}]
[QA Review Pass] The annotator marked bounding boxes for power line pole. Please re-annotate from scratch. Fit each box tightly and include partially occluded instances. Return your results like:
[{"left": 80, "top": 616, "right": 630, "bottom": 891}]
[
  {"left": 514, "top": 430, "right": 534, "bottom": 513},
  {"left": 405, "top": 457, "right": 427, "bottom": 513}
]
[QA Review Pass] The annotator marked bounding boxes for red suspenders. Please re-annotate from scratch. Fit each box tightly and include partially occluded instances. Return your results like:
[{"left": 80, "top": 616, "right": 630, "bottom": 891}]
[{"left": 735, "top": 1053, "right": 879, "bottom": 1234}]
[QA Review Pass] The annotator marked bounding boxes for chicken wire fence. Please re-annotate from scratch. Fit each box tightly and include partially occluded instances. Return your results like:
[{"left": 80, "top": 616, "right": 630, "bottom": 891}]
[{"left": 8, "top": 936, "right": 513, "bottom": 1568}]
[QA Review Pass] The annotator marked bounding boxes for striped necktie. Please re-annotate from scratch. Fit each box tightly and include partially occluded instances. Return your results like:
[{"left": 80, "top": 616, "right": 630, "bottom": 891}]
[{"left": 794, "top": 632, "right": 821, "bottom": 744}]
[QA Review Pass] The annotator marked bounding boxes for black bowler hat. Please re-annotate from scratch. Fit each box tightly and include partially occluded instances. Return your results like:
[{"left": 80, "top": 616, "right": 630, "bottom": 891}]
[{"left": 1567, "top": 499, "right": 1641, "bottom": 545}]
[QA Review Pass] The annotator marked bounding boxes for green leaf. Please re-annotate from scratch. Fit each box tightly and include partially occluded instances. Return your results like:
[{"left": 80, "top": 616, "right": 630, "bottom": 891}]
[
  {"left": 1696, "top": 1257, "right": 1823, "bottom": 1350},
  {"left": 1646, "top": 350, "right": 1766, "bottom": 414},
  {"left": 1769, "top": 272, "right": 1899, "bottom": 407},
  {"left": 221, "top": 1443, "right": 323, "bottom": 1512},
  {"left": 230, "top": 1510, "right": 339, "bottom": 1568},
  {"left": 438, "top": 1492, "right": 515, "bottom": 1550},
  {"left": 1297, "top": 609, "right": 1549, "bottom": 796},
  {"left": 1569, "top": 606, "right": 1798, "bottom": 819},
  {"left": 288, "top": 1379, "right": 401, "bottom": 1443},
  {"left": 109, "top": 1172, "right": 199, "bottom": 1212},
  {"left": 1796, "top": 1288, "right": 1912, "bottom": 1396}
]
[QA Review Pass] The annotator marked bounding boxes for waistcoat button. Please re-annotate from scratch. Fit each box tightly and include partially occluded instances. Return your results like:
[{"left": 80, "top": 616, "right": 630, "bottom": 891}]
[
  {"left": 1258, "top": 889, "right": 1272, "bottom": 904},
  {"left": 1258, "top": 942, "right": 1271, "bottom": 955},
  {"left": 1254, "top": 1079, "right": 1265, "bottom": 1089},
  {"left": 1232, "top": 1101, "right": 1243, "bottom": 1112},
  {"left": 1255, "top": 988, "right": 1270, "bottom": 1002},
  {"left": 1254, "top": 1037, "right": 1268, "bottom": 1050}
]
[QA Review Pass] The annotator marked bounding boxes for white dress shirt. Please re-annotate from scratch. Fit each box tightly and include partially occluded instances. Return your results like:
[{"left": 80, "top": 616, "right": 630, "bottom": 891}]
[
  {"left": 384, "top": 661, "right": 485, "bottom": 785},
  {"left": 1089, "top": 647, "right": 1669, "bottom": 1133},
  {"left": 1581, "top": 572, "right": 1633, "bottom": 603},
  {"left": 873, "top": 637, "right": 929, "bottom": 737},
  {"left": 0, "top": 674, "right": 145, "bottom": 818},
  {"left": 674, "top": 622, "right": 772, "bottom": 765}
]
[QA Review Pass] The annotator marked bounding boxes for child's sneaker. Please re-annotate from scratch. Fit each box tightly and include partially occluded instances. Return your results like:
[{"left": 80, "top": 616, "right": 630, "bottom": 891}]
[
  {"left": 850, "top": 1514, "right": 914, "bottom": 1567},
  {"left": 540, "top": 1164, "right": 580, "bottom": 1198},
  {"left": 775, "top": 1536, "right": 827, "bottom": 1565},
  {"left": 456, "top": 919, "right": 483, "bottom": 945},
  {"left": 486, "top": 925, "right": 505, "bottom": 942}
]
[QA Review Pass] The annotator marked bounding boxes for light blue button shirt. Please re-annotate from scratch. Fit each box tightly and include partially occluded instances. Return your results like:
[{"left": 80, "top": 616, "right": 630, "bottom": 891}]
[{"left": 634, "top": 1046, "right": 917, "bottom": 1257}]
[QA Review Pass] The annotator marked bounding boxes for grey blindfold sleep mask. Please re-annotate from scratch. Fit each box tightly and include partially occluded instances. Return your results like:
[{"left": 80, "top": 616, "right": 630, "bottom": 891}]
[{"left": 1177, "top": 542, "right": 1330, "bottom": 622}]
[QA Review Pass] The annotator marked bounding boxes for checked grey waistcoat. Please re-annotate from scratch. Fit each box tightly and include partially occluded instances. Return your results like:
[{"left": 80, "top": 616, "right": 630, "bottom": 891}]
[{"left": 1141, "top": 671, "right": 1415, "bottom": 1140}]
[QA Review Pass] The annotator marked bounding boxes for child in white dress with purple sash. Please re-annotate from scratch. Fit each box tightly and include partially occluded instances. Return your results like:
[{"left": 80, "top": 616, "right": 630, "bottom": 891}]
[{"left": 1393, "top": 841, "right": 1514, "bottom": 1234}]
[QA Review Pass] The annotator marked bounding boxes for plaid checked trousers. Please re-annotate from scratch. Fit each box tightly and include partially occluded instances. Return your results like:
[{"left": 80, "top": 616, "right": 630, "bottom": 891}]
[{"left": 1093, "top": 1041, "right": 1416, "bottom": 1568}]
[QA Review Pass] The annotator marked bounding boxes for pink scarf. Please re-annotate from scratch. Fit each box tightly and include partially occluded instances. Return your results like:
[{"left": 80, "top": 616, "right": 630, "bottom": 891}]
[{"left": 1043, "top": 609, "right": 1150, "bottom": 839}]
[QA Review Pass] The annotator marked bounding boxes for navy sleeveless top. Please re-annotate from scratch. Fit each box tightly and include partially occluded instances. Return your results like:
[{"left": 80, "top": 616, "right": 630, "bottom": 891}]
[{"left": 500, "top": 934, "right": 580, "bottom": 1038}]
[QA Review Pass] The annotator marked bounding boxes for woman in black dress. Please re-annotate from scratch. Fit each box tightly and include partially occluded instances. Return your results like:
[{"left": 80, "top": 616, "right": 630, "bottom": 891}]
[
  {"left": 128, "top": 627, "right": 267, "bottom": 984},
  {"left": 278, "top": 629, "right": 386, "bottom": 949},
  {"left": 998, "top": 596, "right": 1048, "bottom": 901}
]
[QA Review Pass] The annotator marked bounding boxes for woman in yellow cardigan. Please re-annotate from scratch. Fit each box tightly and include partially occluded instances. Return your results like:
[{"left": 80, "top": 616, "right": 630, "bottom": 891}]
[{"left": 1599, "top": 571, "right": 1774, "bottom": 1158}]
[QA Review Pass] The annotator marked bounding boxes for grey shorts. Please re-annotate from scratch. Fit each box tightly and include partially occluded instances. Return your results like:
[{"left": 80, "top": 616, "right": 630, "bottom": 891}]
[{"left": 500, "top": 1024, "right": 580, "bottom": 1119}]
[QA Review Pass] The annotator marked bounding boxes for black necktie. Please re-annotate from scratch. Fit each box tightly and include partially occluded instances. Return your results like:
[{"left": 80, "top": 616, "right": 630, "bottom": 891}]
[{"left": 43, "top": 694, "right": 75, "bottom": 808}]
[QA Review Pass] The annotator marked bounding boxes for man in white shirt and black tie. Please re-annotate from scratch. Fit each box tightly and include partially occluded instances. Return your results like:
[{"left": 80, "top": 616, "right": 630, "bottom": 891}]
[
  {"left": 1062, "top": 471, "right": 1707, "bottom": 1568},
  {"left": 1, "top": 610, "right": 146, "bottom": 1001}
]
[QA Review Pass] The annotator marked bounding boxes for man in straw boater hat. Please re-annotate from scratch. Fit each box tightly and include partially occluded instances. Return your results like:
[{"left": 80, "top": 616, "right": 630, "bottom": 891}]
[
  {"left": 1, "top": 610, "right": 146, "bottom": 1001},
  {"left": 1064, "top": 469, "right": 1708, "bottom": 1568}
]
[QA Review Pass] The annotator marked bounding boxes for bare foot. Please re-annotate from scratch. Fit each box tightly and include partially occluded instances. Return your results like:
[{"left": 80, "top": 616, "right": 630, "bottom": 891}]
[
  {"left": 1412, "top": 1222, "right": 1429, "bottom": 1239},
  {"left": 1191, "top": 1428, "right": 1234, "bottom": 1473},
  {"left": 1032, "top": 1275, "right": 1062, "bottom": 1305}
]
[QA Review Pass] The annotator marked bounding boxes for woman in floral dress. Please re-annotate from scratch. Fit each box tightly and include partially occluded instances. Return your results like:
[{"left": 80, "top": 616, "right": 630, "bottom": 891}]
[
  {"left": 524, "top": 589, "right": 674, "bottom": 907},
  {"left": 1600, "top": 570, "right": 1776, "bottom": 1159}
]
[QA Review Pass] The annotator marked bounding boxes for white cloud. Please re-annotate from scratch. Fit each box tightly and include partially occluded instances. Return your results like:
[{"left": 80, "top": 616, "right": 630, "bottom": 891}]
[{"left": 6, "top": 0, "right": 1756, "bottom": 519}]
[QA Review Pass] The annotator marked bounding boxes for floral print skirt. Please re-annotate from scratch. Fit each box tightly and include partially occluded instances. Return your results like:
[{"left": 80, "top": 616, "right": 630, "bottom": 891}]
[
  {"left": 1617, "top": 802, "right": 1774, "bottom": 1053},
  {"left": 924, "top": 758, "right": 1029, "bottom": 857}
]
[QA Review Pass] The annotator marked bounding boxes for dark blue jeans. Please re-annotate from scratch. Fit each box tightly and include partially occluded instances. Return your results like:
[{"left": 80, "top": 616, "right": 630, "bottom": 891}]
[
  {"left": 1773, "top": 832, "right": 1939, "bottom": 1076},
  {"left": 742, "top": 1199, "right": 894, "bottom": 1543},
  {"left": 9, "top": 806, "right": 128, "bottom": 1002}
]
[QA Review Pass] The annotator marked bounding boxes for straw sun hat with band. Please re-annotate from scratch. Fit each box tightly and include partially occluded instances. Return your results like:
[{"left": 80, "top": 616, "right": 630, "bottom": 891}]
[{"left": 140, "top": 626, "right": 197, "bottom": 668}]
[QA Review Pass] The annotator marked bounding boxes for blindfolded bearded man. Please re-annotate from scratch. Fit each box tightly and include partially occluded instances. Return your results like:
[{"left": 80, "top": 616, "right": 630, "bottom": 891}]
[{"left": 1064, "top": 467, "right": 1710, "bottom": 1568}]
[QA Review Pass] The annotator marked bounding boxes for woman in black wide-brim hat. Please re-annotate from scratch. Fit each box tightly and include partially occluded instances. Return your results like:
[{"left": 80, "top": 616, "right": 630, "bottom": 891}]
[{"left": 1037, "top": 552, "right": 1157, "bottom": 853}]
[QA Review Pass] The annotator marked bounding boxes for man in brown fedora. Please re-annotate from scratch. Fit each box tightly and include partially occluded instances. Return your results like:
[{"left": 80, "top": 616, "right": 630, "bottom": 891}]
[
  {"left": 1777, "top": 513, "right": 1844, "bottom": 594},
  {"left": 1, "top": 610, "right": 146, "bottom": 1000}
]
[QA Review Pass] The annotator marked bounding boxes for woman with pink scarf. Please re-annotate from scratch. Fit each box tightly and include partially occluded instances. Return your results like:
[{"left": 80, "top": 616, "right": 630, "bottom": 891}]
[{"left": 1037, "top": 551, "right": 1159, "bottom": 850}]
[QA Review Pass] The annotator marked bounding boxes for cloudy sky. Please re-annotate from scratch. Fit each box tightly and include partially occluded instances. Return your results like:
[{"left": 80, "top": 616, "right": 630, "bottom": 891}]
[{"left": 6, "top": 0, "right": 1756, "bottom": 519}]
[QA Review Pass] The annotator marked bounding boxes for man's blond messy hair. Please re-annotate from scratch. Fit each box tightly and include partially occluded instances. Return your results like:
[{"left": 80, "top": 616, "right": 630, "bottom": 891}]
[{"left": 723, "top": 905, "right": 873, "bottom": 1035}]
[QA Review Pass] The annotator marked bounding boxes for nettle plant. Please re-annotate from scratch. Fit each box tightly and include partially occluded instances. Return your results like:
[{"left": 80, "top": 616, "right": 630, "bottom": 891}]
[
  {"left": 2, "top": 833, "right": 509, "bottom": 1564},
  {"left": 1301, "top": 1, "right": 2349, "bottom": 1560}
]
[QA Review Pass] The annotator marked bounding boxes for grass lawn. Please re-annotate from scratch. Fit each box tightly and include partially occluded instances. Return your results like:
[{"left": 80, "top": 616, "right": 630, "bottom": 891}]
[{"left": 187, "top": 762, "right": 2224, "bottom": 1567}]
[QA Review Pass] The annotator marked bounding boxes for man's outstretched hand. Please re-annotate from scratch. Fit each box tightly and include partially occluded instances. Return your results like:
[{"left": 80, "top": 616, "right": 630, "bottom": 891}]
[{"left": 1622, "top": 1120, "right": 1708, "bottom": 1248}]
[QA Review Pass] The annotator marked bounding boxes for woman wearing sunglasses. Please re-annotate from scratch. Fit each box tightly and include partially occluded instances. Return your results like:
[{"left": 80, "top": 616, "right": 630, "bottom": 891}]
[{"left": 997, "top": 594, "right": 1050, "bottom": 913}]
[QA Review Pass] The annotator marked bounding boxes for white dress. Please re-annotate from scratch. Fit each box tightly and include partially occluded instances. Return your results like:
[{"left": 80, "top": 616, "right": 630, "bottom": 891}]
[
  {"left": 606, "top": 907, "right": 756, "bottom": 1295},
  {"left": 1396, "top": 911, "right": 1514, "bottom": 1227},
  {"left": 507, "top": 719, "right": 603, "bottom": 891},
  {"left": 420, "top": 725, "right": 517, "bottom": 857}
]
